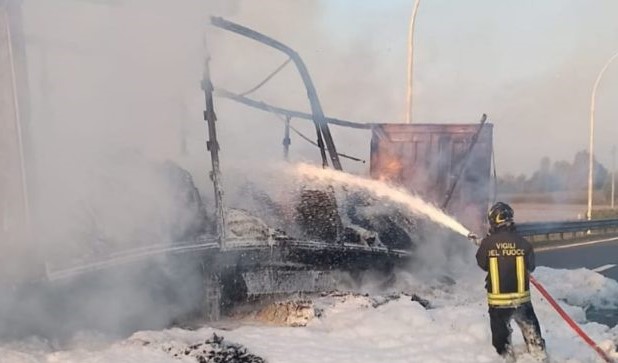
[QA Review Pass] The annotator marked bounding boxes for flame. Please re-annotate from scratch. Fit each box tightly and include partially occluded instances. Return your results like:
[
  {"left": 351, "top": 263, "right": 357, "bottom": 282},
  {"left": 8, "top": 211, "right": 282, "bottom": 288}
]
[{"left": 375, "top": 154, "right": 403, "bottom": 183}]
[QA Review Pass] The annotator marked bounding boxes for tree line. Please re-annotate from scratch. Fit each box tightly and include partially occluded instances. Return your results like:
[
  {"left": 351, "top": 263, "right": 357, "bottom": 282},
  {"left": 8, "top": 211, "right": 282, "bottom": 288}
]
[{"left": 497, "top": 150, "right": 614, "bottom": 198}]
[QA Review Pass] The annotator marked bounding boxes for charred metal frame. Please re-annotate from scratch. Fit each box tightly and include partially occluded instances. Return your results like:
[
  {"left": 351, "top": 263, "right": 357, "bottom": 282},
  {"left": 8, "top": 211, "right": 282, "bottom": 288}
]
[
  {"left": 201, "top": 17, "right": 369, "bottom": 245},
  {"left": 210, "top": 16, "right": 342, "bottom": 170},
  {"left": 201, "top": 53, "right": 226, "bottom": 243},
  {"left": 441, "top": 113, "right": 488, "bottom": 209},
  {"left": 194, "top": 18, "right": 495, "bottom": 318},
  {"left": 283, "top": 116, "right": 291, "bottom": 161},
  {"left": 209, "top": 17, "right": 492, "bottom": 215},
  {"left": 214, "top": 89, "right": 370, "bottom": 163},
  {"left": 215, "top": 88, "right": 371, "bottom": 130}
]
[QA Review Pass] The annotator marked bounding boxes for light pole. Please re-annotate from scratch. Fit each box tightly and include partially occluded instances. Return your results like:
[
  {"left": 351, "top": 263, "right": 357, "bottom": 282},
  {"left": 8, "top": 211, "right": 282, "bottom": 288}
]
[
  {"left": 587, "top": 50, "right": 618, "bottom": 220},
  {"left": 405, "top": 0, "right": 421, "bottom": 124},
  {"left": 611, "top": 145, "right": 616, "bottom": 209}
]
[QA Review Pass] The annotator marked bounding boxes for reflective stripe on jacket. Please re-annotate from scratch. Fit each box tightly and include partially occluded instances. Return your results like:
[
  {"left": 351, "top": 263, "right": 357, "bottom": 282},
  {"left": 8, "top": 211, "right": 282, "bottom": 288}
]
[{"left": 475, "top": 228, "right": 535, "bottom": 308}]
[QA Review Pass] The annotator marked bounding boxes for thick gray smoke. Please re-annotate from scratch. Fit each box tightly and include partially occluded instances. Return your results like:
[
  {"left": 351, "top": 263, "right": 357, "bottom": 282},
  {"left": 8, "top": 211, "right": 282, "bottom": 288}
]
[
  {"left": 2, "top": 0, "right": 241, "bottom": 341},
  {"left": 4, "top": 0, "right": 451, "bottom": 341},
  {"left": 11, "top": 0, "right": 385, "bottom": 342}
]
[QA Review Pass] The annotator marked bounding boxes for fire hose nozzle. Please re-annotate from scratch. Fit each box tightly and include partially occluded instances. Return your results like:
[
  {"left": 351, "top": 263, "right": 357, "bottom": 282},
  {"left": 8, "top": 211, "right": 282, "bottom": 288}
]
[{"left": 467, "top": 233, "right": 480, "bottom": 245}]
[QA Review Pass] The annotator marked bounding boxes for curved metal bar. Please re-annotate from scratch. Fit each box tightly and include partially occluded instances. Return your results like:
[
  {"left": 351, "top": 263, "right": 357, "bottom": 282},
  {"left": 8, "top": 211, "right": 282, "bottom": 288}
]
[
  {"left": 239, "top": 57, "right": 291, "bottom": 97},
  {"left": 210, "top": 16, "right": 342, "bottom": 170}
]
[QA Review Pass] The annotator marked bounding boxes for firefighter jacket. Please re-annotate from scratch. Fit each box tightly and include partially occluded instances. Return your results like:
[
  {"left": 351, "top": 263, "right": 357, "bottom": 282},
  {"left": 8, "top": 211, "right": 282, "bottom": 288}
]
[{"left": 475, "top": 228, "right": 535, "bottom": 308}]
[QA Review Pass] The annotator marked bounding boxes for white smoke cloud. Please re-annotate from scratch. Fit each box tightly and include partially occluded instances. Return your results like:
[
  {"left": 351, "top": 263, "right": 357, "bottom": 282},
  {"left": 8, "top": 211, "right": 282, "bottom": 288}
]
[{"left": 2, "top": 0, "right": 242, "bottom": 340}]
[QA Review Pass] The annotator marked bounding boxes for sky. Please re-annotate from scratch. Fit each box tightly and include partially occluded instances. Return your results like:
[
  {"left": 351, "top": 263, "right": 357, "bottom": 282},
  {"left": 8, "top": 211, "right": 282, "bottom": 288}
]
[
  {"left": 199, "top": 0, "right": 618, "bottom": 176},
  {"left": 318, "top": 0, "right": 618, "bottom": 175}
]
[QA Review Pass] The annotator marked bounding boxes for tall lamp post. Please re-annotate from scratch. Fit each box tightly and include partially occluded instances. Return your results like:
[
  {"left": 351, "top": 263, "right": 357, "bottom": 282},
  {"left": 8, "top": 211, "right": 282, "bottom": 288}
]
[
  {"left": 611, "top": 145, "right": 616, "bottom": 209},
  {"left": 587, "top": 50, "right": 618, "bottom": 220},
  {"left": 406, "top": 0, "right": 421, "bottom": 124}
]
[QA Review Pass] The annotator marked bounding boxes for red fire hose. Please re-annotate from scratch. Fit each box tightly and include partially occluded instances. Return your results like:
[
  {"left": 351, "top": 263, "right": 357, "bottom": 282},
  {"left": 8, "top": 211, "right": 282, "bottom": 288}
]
[{"left": 529, "top": 276, "right": 615, "bottom": 363}]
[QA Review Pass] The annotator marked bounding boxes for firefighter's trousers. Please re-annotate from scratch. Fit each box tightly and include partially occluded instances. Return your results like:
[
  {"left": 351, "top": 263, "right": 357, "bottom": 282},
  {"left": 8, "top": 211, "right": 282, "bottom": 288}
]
[{"left": 488, "top": 302, "right": 546, "bottom": 358}]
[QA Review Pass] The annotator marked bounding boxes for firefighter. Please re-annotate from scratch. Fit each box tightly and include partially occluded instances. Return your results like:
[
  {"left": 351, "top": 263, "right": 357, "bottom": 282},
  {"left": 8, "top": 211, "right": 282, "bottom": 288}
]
[{"left": 475, "top": 202, "right": 548, "bottom": 362}]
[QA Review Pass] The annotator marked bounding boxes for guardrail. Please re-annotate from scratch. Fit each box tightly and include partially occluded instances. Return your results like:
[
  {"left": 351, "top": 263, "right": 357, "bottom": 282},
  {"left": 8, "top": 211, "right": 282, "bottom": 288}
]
[{"left": 517, "top": 218, "right": 618, "bottom": 238}]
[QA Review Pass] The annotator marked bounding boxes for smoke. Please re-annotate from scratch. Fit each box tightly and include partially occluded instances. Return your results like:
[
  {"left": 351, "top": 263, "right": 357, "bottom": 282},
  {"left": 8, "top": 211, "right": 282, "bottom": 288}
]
[
  {"left": 12, "top": 0, "right": 390, "bottom": 342},
  {"left": 0, "top": 0, "right": 245, "bottom": 341}
]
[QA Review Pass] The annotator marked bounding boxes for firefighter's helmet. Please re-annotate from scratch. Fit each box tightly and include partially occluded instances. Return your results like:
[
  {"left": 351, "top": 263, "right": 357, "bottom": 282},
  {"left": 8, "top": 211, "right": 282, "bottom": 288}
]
[{"left": 488, "top": 202, "right": 514, "bottom": 229}]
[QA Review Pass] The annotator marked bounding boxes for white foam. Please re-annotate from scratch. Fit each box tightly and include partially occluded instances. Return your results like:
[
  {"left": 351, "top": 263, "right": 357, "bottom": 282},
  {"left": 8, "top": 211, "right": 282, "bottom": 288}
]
[{"left": 293, "top": 164, "right": 470, "bottom": 237}]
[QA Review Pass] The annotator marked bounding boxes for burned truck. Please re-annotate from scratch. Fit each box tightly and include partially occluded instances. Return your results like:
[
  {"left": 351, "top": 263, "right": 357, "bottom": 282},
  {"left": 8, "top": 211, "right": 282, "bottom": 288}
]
[
  {"left": 54, "top": 11, "right": 494, "bottom": 329},
  {"left": 199, "top": 17, "right": 494, "bottom": 314},
  {"left": 0, "top": 11, "right": 494, "bottom": 339}
]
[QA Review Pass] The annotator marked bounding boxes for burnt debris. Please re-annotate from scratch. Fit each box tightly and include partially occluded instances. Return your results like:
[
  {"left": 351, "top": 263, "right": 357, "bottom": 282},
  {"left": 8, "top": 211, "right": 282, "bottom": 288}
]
[{"left": 162, "top": 333, "right": 266, "bottom": 363}]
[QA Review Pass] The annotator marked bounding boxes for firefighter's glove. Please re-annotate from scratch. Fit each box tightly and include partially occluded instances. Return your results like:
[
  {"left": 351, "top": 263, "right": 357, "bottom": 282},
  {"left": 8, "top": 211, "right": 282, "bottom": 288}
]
[{"left": 467, "top": 233, "right": 480, "bottom": 246}]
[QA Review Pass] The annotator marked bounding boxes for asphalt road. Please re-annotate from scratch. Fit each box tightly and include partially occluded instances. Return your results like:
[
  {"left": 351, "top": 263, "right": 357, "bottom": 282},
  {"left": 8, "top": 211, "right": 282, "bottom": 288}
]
[
  {"left": 536, "top": 237, "right": 618, "bottom": 281},
  {"left": 535, "top": 237, "right": 618, "bottom": 327}
]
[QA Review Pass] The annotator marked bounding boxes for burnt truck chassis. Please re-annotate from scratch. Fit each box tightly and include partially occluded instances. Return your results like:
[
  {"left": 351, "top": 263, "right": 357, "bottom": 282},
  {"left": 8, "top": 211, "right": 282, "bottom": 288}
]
[
  {"left": 195, "top": 17, "right": 415, "bottom": 319},
  {"left": 198, "top": 239, "right": 411, "bottom": 319},
  {"left": 42, "top": 236, "right": 411, "bottom": 326}
]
